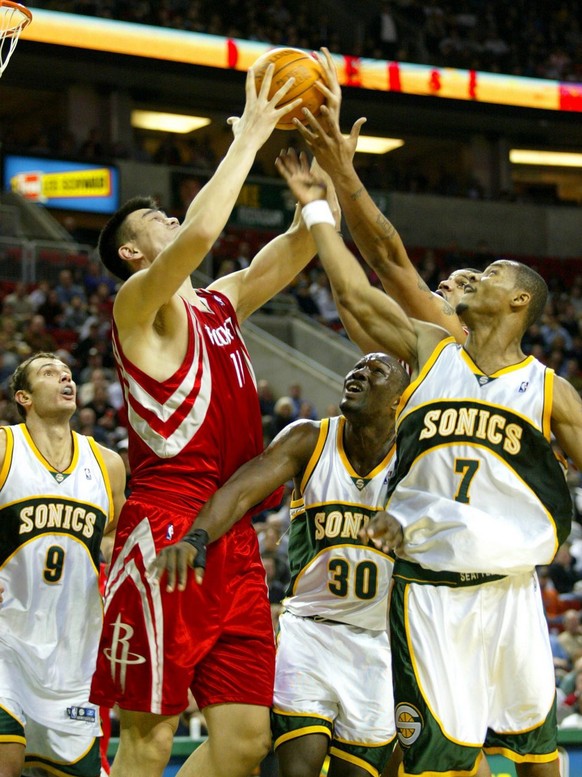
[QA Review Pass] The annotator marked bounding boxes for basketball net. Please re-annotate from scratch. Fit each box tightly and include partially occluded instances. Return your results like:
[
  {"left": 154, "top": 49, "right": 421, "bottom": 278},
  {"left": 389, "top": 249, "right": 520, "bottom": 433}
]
[{"left": 0, "top": 0, "right": 32, "bottom": 77}]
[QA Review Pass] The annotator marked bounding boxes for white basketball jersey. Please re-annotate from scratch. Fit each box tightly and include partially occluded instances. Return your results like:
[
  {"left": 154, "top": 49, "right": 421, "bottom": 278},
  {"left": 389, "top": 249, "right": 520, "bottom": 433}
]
[
  {"left": 388, "top": 338, "right": 572, "bottom": 575},
  {"left": 284, "top": 416, "right": 396, "bottom": 631},
  {"left": 0, "top": 424, "right": 113, "bottom": 734}
]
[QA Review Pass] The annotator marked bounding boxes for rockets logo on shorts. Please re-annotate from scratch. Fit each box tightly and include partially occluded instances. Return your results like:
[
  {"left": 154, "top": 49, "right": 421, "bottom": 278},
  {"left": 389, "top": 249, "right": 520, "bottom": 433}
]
[
  {"left": 396, "top": 703, "right": 423, "bottom": 747},
  {"left": 103, "top": 614, "right": 147, "bottom": 692}
]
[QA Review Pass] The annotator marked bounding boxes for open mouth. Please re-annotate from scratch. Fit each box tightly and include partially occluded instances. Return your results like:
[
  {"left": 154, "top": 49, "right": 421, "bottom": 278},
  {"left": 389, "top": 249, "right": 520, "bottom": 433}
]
[
  {"left": 345, "top": 380, "right": 364, "bottom": 394},
  {"left": 61, "top": 386, "right": 75, "bottom": 397}
]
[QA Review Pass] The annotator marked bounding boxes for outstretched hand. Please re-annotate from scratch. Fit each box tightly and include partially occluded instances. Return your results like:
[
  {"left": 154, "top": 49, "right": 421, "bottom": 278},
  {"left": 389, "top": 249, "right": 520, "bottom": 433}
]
[
  {"left": 360, "top": 510, "right": 404, "bottom": 552},
  {"left": 294, "top": 106, "right": 367, "bottom": 176},
  {"left": 226, "top": 63, "right": 302, "bottom": 148},
  {"left": 285, "top": 48, "right": 366, "bottom": 175},
  {"left": 275, "top": 148, "right": 327, "bottom": 207}
]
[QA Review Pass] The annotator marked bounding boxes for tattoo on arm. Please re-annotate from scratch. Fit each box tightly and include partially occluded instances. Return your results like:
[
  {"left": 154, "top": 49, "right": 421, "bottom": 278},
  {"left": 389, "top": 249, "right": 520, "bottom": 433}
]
[
  {"left": 440, "top": 299, "right": 456, "bottom": 316},
  {"left": 416, "top": 276, "right": 431, "bottom": 293},
  {"left": 350, "top": 186, "right": 365, "bottom": 201},
  {"left": 375, "top": 214, "right": 396, "bottom": 239}
]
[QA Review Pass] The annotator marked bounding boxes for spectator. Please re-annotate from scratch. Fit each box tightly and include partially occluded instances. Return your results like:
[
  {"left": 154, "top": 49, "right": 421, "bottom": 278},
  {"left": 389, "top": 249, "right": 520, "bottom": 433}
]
[
  {"left": 55, "top": 269, "right": 86, "bottom": 305},
  {"left": 269, "top": 396, "right": 295, "bottom": 437},
  {"left": 62, "top": 294, "right": 89, "bottom": 331},
  {"left": 257, "top": 378, "right": 276, "bottom": 418},
  {"left": 288, "top": 382, "right": 317, "bottom": 420},
  {"left": 549, "top": 542, "right": 582, "bottom": 594},
  {"left": 558, "top": 610, "right": 582, "bottom": 664},
  {"left": 27, "top": 280, "right": 51, "bottom": 312},
  {"left": 37, "top": 288, "right": 65, "bottom": 329},
  {"left": 309, "top": 269, "right": 343, "bottom": 330},
  {"left": 3, "top": 282, "right": 34, "bottom": 324},
  {"left": 22, "top": 315, "right": 57, "bottom": 353}
]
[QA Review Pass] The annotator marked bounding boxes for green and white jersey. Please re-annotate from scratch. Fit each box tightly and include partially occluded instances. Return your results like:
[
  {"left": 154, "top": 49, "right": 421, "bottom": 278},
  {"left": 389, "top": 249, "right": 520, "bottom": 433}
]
[
  {"left": 0, "top": 424, "right": 113, "bottom": 734},
  {"left": 284, "top": 415, "right": 396, "bottom": 631},
  {"left": 388, "top": 338, "right": 572, "bottom": 576}
]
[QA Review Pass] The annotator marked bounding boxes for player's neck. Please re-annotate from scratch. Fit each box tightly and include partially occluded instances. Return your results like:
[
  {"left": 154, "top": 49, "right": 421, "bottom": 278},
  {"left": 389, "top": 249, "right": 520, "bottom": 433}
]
[
  {"left": 343, "top": 420, "right": 395, "bottom": 476},
  {"left": 463, "top": 327, "right": 525, "bottom": 375},
  {"left": 25, "top": 417, "right": 74, "bottom": 473}
]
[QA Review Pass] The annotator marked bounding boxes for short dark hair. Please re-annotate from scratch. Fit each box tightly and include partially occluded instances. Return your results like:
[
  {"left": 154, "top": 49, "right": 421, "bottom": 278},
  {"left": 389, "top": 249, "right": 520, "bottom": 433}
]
[
  {"left": 98, "top": 196, "right": 158, "bottom": 281},
  {"left": 511, "top": 262, "right": 548, "bottom": 329},
  {"left": 9, "top": 352, "right": 57, "bottom": 419}
]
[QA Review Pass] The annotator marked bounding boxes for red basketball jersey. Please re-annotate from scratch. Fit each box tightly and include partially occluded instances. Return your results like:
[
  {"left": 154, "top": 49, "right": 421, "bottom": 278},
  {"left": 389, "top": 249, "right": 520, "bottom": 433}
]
[{"left": 113, "top": 290, "right": 266, "bottom": 519}]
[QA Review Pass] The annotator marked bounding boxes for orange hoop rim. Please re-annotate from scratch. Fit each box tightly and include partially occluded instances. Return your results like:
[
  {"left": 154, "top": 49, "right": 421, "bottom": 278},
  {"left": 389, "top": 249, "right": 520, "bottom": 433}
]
[{"left": 0, "top": 0, "right": 32, "bottom": 27}]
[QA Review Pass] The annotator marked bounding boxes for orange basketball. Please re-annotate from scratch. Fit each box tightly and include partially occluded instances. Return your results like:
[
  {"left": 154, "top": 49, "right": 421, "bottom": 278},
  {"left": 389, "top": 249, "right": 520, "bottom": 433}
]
[{"left": 252, "top": 47, "right": 327, "bottom": 131}]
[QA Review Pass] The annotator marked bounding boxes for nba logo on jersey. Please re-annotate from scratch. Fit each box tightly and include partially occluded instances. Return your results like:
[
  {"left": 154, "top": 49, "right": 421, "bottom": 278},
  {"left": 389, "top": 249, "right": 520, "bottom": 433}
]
[
  {"left": 519, "top": 381, "right": 529, "bottom": 393},
  {"left": 84, "top": 468, "right": 92, "bottom": 479},
  {"left": 166, "top": 524, "right": 174, "bottom": 541}
]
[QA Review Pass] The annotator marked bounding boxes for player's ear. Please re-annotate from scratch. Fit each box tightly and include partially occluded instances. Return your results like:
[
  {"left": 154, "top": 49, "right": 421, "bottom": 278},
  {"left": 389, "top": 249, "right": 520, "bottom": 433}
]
[
  {"left": 511, "top": 289, "right": 531, "bottom": 311},
  {"left": 14, "top": 389, "right": 31, "bottom": 411},
  {"left": 118, "top": 243, "right": 142, "bottom": 264}
]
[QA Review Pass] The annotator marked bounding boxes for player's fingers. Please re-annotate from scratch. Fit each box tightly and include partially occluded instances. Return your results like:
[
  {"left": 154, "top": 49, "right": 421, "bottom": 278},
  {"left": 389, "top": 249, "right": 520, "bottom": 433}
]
[
  {"left": 274, "top": 153, "right": 293, "bottom": 179},
  {"left": 313, "top": 79, "right": 335, "bottom": 101},
  {"left": 194, "top": 565, "right": 206, "bottom": 585},
  {"left": 177, "top": 547, "right": 194, "bottom": 592},
  {"left": 270, "top": 75, "right": 296, "bottom": 107},
  {"left": 252, "top": 62, "right": 275, "bottom": 99},
  {"left": 350, "top": 117, "right": 367, "bottom": 141},
  {"left": 291, "top": 118, "right": 317, "bottom": 143},
  {"left": 301, "top": 109, "right": 328, "bottom": 140},
  {"left": 162, "top": 549, "right": 178, "bottom": 593}
]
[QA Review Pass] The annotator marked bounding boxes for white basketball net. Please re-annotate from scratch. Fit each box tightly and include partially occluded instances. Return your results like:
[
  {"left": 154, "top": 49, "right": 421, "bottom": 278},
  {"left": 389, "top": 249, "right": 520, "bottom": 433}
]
[{"left": 0, "top": 2, "right": 31, "bottom": 77}]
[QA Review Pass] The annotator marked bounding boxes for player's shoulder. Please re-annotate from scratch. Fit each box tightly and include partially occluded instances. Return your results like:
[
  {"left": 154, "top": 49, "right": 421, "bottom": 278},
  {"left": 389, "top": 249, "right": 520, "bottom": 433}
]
[
  {"left": 93, "top": 441, "right": 125, "bottom": 473},
  {"left": 0, "top": 424, "right": 9, "bottom": 458}
]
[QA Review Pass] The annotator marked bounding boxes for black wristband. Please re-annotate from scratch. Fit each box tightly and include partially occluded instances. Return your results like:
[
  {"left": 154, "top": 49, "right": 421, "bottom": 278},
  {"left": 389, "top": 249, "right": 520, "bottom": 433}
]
[{"left": 182, "top": 528, "right": 209, "bottom": 570}]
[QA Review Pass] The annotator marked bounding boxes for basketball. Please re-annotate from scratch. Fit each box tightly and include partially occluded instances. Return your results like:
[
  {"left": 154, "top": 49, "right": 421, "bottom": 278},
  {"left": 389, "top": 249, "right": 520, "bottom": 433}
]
[{"left": 252, "top": 47, "right": 327, "bottom": 131}]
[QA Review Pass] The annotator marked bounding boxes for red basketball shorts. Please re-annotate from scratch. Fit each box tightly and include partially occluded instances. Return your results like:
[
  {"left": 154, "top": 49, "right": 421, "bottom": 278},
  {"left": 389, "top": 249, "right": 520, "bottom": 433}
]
[{"left": 90, "top": 498, "right": 275, "bottom": 716}]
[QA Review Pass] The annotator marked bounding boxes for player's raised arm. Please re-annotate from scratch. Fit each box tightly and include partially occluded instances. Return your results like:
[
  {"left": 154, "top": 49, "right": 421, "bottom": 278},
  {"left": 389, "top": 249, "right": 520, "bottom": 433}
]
[
  {"left": 276, "top": 149, "right": 447, "bottom": 371},
  {"left": 295, "top": 48, "right": 466, "bottom": 343},
  {"left": 115, "top": 66, "right": 303, "bottom": 327},
  {"left": 153, "top": 420, "right": 320, "bottom": 591},
  {"left": 214, "top": 159, "right": 341, "bottom": 322}
]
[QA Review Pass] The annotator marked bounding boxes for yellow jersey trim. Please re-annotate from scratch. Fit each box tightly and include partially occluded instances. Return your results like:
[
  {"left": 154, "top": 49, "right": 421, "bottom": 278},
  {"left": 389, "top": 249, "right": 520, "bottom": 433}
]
[
  {"left": 0, "top": 426, "right": 14, "bottom": 491},
  {"left": 300, "top": 418, "right": 330, "bottom": 494},
  {"left": 86, "top": 435, "right": 114, "bottom": 525},
  {"left": 397, "top": 337, "right": 455, "bottom": 420},
  {"left": 22, "top": 423, "right": 79, "bottom": 475}
]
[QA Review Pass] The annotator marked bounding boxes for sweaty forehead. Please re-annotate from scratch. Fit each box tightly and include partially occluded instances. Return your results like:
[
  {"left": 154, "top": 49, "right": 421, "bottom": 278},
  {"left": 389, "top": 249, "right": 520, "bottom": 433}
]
[{"left": 355, "top": 353, "right": 392, "bottom": 370}]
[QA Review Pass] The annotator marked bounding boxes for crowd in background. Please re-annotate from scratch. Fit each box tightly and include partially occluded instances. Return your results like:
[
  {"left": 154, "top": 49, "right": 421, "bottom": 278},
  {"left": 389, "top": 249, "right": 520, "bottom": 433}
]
[{"left": 26, "top": 0, "right": 582, "bottom": 82}]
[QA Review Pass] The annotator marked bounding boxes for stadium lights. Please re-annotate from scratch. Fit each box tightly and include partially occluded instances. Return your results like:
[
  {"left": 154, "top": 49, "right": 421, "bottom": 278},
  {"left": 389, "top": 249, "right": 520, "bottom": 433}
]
[
  {"left": 131, "top": 110, "right": 211, "bottom": 134},
  {"left": 352, "top": 136, "right": 404, "bottom": 154},
  {"left": 509, "top": 149, "right": 582, "bottom": 168}
]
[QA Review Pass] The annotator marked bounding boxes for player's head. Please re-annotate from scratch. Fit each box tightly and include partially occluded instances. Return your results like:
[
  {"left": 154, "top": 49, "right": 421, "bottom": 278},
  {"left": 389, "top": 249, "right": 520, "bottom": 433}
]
[
  {"left": 436, "top": 268, "right": 481, "bottom": 309},
  {"left": 455, "top": 260, "right": 547, "bottom": 333},
  {"left": 98, "top": 196, "right": 179, "bottom": 280},
  {"left": 340, "top": 353, "right": 410, "bottom": 421},
  {"left": 10, "top": 352, "right": 75, "bottom": 420}
]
